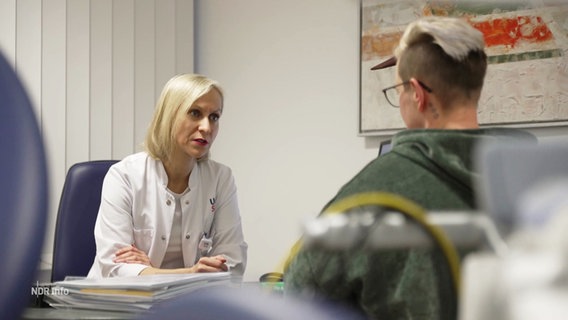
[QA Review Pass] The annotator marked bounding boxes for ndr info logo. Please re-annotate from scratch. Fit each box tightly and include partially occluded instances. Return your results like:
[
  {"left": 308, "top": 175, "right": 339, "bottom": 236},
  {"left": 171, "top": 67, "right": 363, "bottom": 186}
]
[{"left": 31, "top": 282, "right": 69, "bottom": 297}]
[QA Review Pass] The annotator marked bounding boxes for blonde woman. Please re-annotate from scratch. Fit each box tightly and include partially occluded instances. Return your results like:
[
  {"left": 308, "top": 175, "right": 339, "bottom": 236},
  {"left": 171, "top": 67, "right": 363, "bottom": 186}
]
[{"left": 88, "top": 74, "right": 247, "bottom": 278}]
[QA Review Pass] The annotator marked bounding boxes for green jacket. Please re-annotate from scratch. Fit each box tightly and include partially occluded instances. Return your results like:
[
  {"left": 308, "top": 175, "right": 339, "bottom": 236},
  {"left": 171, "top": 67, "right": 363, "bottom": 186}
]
[{"left": 284, "top": 128, "right": 536, "bottom": 320}]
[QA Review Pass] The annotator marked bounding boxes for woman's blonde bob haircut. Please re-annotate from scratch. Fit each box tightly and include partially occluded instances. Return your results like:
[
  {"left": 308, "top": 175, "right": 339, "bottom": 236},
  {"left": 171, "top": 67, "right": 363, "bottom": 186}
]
[{"left": 144, "top": 73, "right": 224, "bottom": 161}]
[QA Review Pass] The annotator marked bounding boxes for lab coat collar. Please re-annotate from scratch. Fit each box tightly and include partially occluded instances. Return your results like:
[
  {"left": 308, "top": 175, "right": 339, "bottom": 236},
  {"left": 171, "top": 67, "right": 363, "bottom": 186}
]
[{"left": 154, "top": 157, "right": 201, "bottom": 192}]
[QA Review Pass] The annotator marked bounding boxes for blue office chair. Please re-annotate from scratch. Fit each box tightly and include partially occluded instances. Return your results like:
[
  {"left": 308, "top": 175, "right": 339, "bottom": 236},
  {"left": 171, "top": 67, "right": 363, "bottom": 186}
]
[
  {"left": 0, "top": 52, "right": 48, "bottom": 319},
  {"left": 51, "top": 160, "right": 118, "bottom": 282}
]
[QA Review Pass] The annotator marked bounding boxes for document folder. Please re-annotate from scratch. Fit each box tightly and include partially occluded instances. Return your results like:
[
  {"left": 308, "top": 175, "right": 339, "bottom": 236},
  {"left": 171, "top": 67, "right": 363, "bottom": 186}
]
[{"left": 44, "top": 272, "right": 233, "bottom": 312}]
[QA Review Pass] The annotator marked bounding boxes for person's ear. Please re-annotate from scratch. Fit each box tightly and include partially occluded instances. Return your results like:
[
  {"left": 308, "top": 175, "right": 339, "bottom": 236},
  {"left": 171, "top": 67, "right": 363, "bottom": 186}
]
[{"left": 409, "top": 78, "right": 428, "bottom": 112}]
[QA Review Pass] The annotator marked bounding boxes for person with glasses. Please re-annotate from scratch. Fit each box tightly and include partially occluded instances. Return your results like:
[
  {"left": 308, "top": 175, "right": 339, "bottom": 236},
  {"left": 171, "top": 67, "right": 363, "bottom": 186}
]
[{"left": 284, "top": 16, "right": 535, "bottom": 319}]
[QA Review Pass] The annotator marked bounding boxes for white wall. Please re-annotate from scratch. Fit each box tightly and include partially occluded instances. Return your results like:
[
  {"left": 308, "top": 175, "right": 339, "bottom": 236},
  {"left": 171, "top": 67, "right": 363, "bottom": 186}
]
[
  {"left": 0, "top": 0, "right": 194, "bottom": 271},
  {"left": 195, "top": 0, "right": 568, "bottom": 282},
  {"left": 194, "top": 0, "right": 383, "bottom": 281}
]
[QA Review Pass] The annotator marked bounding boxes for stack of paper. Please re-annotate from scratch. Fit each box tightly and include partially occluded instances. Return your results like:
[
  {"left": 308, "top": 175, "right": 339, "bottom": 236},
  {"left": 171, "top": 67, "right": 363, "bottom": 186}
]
[{"left": 44, "top": 272, "right": 233, "bottom": 313}]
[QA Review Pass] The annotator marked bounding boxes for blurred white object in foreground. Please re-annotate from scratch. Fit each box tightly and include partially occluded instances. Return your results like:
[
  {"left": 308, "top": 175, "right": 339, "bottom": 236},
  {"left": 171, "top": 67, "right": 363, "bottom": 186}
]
[{"left": 460, "top": 179, "right": 568, "bottom": 320}]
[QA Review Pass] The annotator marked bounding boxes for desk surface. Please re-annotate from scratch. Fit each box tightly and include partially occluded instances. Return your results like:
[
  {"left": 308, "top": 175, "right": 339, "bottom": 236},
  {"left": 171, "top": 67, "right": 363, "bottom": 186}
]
[
  {"left": 22, "top": 307, "right": 138, "bottom": 320},
  {"left": 22, "top": 281, "right": 270, "bottom": 320}
]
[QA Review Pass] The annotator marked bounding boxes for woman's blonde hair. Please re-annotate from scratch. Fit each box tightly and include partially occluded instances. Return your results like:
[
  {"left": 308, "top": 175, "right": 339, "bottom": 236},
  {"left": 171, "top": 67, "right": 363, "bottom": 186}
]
[{"left": 144, "top": 74, "right": 224, "bottom": 161}]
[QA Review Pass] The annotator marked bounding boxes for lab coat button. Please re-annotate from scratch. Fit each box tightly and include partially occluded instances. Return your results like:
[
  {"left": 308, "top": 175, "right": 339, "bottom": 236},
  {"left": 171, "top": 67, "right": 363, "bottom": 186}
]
[
  {"left": 185, "top": 234, "right": 190, "bottom": 239},
  {"left": 161, "top": 235, "right": 166, "bottom": 241},
  {"left": 185, "top": 201, "right": 189, "bottom": 205},
  {"left": 166, "top": 199, "right": 172, "bottom": 206}
]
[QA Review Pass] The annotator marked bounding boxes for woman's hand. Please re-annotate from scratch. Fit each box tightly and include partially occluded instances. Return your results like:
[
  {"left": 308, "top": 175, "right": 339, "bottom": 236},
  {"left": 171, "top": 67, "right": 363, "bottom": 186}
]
[
  {"left": 190, "top": 255, "right": 228, "bottom": 273},
  {"left": 138, "top": 255, "right": 229, "bottom": 275},
  {"left": 113, "top": 244, "right": 152, "bottom": 266}
]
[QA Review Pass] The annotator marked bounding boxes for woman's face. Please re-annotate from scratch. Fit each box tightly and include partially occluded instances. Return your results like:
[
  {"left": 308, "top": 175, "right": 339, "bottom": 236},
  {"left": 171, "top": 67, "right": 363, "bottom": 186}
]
[{"left": 174, "top": 88, "right": 223, "bottom": 160}]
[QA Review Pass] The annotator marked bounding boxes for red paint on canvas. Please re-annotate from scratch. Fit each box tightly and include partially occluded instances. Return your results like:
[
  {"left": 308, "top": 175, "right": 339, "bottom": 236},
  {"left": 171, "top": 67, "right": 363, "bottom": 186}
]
[{"left": 472, "top": 16, "right": 553, "bottom": 48}]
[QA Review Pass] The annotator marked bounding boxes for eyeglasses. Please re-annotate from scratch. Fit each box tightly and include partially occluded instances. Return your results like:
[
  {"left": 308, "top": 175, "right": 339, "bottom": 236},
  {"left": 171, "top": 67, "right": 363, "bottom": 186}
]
[{"left": 381, "top": 80, "right": 433, "bottom": 108}]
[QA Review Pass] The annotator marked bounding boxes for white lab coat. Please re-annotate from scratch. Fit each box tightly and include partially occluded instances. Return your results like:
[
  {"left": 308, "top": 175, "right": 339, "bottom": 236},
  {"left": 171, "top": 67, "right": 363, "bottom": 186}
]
[{"left": 87, "top": 152, "right": 247, "bottom": 278}]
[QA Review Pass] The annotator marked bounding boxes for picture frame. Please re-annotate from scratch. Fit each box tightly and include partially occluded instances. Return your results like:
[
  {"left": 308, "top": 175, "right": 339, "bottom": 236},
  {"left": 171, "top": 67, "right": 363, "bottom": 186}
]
[{"left": 359, "top": 0, "right": 568, "bottom": 135}]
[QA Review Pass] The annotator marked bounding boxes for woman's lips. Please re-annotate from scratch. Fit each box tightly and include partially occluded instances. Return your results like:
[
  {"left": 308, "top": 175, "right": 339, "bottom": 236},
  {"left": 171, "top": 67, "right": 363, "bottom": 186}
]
[{"left": 193, "top": 138, "right": 209, "bottom": 146}]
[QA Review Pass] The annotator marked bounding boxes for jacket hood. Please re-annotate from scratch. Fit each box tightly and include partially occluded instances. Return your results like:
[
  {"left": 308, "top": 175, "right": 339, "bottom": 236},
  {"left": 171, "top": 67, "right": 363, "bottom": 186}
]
[{"left": 391, "top": 128, "right": 537, "bottom": 194}]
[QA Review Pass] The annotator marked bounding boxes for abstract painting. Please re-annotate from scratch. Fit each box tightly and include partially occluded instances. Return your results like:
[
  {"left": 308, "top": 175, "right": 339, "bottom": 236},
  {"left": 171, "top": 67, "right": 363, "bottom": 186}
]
[{"left": 360, "top": 0, "right": 568, "bottom": 135}]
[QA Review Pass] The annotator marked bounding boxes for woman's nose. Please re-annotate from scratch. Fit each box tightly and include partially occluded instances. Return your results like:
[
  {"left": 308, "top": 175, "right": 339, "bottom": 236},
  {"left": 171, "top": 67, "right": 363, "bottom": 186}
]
[{"left": 199, "top": 118, "right": 211, "bottom": 133}]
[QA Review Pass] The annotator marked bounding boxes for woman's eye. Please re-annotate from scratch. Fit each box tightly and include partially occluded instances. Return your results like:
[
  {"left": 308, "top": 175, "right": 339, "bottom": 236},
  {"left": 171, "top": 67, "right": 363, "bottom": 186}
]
[
  {"left": 209, "top": 113, "right": 220, "bottom": 122},
  {"left": 189, "top": 110, "right": 201, "bottom": 118}
]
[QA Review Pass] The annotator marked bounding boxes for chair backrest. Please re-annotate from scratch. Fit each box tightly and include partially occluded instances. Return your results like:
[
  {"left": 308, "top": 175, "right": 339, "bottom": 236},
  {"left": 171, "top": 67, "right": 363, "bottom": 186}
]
[
  {"left": 475, "top": 140, "right": 568, "bottom": 234},
  {"left": 378, "top": 139, "right": 392, "bottom": 156},
  {"left": 51, "top": 160, "right": 118, "bottom": 282},
  {"left": 0, "top": 52, "right": 48, "bottom": 318}
]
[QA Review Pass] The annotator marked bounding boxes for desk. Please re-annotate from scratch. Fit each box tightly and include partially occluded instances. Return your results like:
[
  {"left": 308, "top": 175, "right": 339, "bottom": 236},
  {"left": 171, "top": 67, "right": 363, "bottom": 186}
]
[
  {"left": 22, "top": 307, "right": 138, "bottom": 320},
  {"left": 23, "top": 282, "right": 365, "bottom": 320},
  {"left": 22, "top": 281, "right": 270, "bottom": 320},
  {"left": 24, "top": 280, "right": 139, "bottom": 319}
]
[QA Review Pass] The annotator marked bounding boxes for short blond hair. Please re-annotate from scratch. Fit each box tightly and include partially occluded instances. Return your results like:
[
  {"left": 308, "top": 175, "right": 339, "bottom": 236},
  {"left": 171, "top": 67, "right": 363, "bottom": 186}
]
[
  {"left": 144, "top": 74, "right": 224, "bottom": 161},
  {"left": 395, "top": 17, "right": 487, "bottom": 107},
  {"left": 395, "top": 17, "right": 485, "bottom": 63}
]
